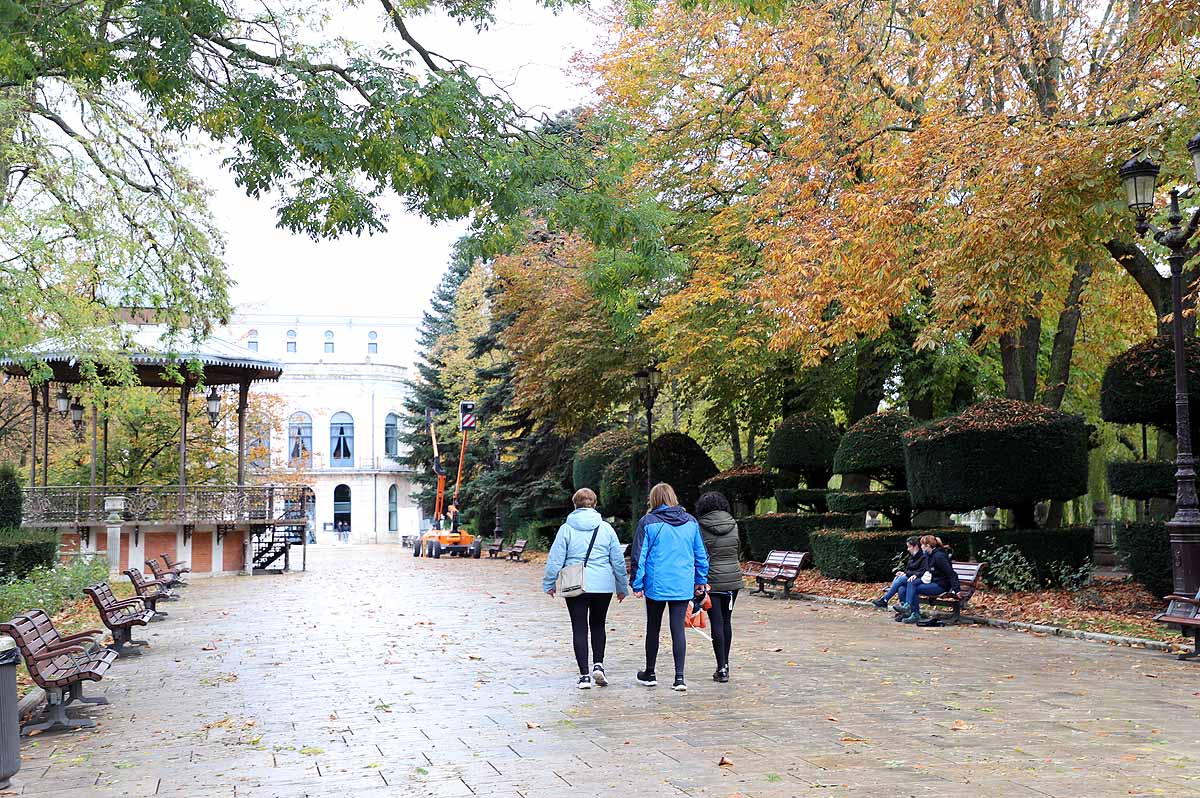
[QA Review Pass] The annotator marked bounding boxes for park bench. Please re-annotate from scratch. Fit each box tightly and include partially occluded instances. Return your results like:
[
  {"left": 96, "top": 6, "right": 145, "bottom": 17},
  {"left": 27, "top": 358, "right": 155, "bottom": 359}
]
[
  {"left": 925, "top": 561, "right": 989, "bottom": 625},
  {"left": 1155, "top": 587, "right": 1200, "bottom": 661},
  {"left": 125, "top": 568, "right": 177, "bottom": 616},
  {"left": 0, "top": 612, "right": 115, "bottom": 734},
  {"left": 161, "top": 553, "right": 191, "bottom": 575},
  {"left": 146, "top": 558, "right": 186, "bottom": 588},
  {"left": 506, "top": 539, "right": 528, "bottom": 562},
  {"left": 743, "top": 550, "right": 810, "bottom": 597},
  {"left": 486, "top": 537, "right": 505, "bottom": 558},
  {"left": 742, "top": 550, "right": 785, "bottom": 586},
  {"left": 84, "top": 582, "right": 154, "bottom": 655}
]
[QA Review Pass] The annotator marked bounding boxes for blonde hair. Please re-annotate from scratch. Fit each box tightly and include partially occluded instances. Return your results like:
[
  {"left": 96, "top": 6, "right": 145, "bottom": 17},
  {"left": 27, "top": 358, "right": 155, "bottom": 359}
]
[
  {"left": 647, "top": 482, "right": 679, "bottom": 510},
  {"left": 572, "top": 488, "right": 597, "bottom": 509}
]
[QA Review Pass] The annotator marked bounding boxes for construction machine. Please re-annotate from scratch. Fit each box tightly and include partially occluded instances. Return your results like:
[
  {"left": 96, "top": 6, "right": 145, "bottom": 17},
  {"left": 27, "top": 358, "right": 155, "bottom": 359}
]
[{"left": 413, "top": 403, "right": 481, "bottom": 558}]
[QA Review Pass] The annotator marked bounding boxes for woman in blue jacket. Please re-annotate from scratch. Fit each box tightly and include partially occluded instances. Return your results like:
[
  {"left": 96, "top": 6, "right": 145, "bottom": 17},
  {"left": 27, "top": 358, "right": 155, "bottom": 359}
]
[
  {"left": 543, "top": 488, "right": 629, "bottom": 689},
  {"left": 630, "top": 482, "right": 709, "bottom": 692}
]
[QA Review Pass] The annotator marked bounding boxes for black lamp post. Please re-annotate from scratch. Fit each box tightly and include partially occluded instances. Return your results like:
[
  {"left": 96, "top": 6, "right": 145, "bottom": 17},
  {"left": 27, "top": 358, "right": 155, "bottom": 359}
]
[
  {"left": 1119, "top": 144, "right": 1200, "bottom": 594},
  {"left": 634, "top": 365, "right": 663, "bottom": 493},
  {"left": 55, "top": 386, "right": 70, "bottom": 417},
  {"left": 206, "top": 387, "right": 221, "bottom": 427},
  {"left": 69, "top": 399, "right": 84, "bottom": 439}
]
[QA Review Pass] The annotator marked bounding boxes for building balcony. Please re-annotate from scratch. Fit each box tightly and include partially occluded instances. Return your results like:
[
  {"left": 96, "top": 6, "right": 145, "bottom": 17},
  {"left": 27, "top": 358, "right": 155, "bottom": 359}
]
[{"left": 22, "top": 485, "right": 313, "bottom": 528}]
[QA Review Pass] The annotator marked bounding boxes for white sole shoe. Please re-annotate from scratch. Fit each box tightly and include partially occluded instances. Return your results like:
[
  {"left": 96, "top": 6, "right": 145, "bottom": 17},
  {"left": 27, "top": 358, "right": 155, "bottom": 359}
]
[
  {"left": 592, "top": 669, "right": 608, "bottom": 687},
  {"left": 577, "top": 678, "right": 592, "bottom": 690},
  {"left": 672, "top": 682, "right": 687, "bottom": 692}
]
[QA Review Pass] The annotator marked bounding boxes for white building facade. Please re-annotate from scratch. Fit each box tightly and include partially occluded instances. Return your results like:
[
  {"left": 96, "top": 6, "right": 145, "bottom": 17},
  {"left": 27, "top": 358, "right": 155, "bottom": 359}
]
[{"left": 220, "top": 314, "right": 421, "bottom": 544}]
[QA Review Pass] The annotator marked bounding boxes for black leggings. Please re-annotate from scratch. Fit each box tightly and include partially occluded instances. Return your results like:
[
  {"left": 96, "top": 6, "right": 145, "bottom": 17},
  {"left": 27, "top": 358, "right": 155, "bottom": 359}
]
[
  {"left": 645, "top": 599, "right": 689, "bottom": 678},
  {"left": 708, "top": 590, "right": 737, "bottom": 668},
  {"left": 565, "top": 593, "right": 612, "bottom": 675}
]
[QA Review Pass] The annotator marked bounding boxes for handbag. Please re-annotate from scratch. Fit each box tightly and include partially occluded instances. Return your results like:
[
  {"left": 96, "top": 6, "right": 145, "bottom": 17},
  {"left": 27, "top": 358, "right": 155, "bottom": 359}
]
[{"left": 556, "top": 526, "right": 601, "bottom": 598}]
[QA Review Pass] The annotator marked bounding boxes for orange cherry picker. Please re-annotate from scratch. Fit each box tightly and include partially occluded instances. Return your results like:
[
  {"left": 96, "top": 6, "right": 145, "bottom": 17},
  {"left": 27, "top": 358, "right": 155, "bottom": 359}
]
[{"left": 413, "top": 403, "right": 481, "bottom": 558}]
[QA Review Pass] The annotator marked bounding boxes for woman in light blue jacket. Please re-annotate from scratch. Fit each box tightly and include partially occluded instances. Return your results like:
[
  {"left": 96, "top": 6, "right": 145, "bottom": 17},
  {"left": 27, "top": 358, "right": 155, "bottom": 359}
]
[{"left": 543, "top": 488, "right": 629, "bottom": 689}]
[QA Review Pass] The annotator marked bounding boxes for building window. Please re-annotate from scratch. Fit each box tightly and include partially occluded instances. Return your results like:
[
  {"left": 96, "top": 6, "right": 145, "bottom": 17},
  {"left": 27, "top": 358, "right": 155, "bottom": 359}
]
[
  {"left": 287, "top": 412, "right": 313, "bottom": 468},
  {"left": 330, "top": 411, "right": 354, "bottom": 467},
  {"left": 367, "top": 342, "right": 378, "bottom": 354},
  {"left": 286, "top": 341, "right": 296, "bottom": 353},
  {"left": 384, "top": 413, "right": 399, "bottom": 457},
  {"left": 247, "top": 329, "right": 258, "bottom": 352},
  {"left": 324, "top": 342, "right": 334, "bottom": 353},
  {"left": 368, "top": 331, "right": 378, "bottom": 340},
  {"left": 324, "top": 330, "right": 334, "bottom": 339},
  {"left": 388, "top": 485, "right": 398, "bottom": 531},
  {"left": 287, "top": 329, "right": 297, "bottom": 338},
  {"left": 247, "top": 341, "right": 259, "bottom": 352}
]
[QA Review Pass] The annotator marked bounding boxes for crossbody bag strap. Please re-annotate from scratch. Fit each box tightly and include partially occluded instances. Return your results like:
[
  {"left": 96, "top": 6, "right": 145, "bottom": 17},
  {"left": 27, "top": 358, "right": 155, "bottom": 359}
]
[{"left": 581, "top": 526, "right": 600, "bottom": 568}]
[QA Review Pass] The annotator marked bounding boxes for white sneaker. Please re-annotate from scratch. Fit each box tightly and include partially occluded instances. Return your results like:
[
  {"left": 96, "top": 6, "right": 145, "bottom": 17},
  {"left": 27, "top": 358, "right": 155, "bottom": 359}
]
[
  {"left": 591, "top": 664, "right": 608, "bottom": 687},
  {"left": 577, "top": 675, "right": 592, "bottom": 690},
  {"left": 672, "top": 676, "right": 687, "bottom": 692}
]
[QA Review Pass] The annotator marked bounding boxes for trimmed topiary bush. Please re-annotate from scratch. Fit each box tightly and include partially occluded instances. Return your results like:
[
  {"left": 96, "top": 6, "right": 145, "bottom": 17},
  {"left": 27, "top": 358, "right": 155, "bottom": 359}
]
[
  {"left": 573, "top": 428, "right": 641, "bottom": 493},
  {"left": 0, "top": 528, "right": 58, "bottom": 581},
  {"left": 0, "top": 465, "right": 21, "bottom": 530},
  {"left": 811, "top": 528, "right": 971, "bottom": 582},
  {"left": 1114, "top": 521, "right": 1173, "bottom": 598},
  {"left": 766, "top": 413, "right": 840, "bottom": 489},
  {"left": 903, "top": 399, "right": 1089, "bottom": 528},
  {"left": 832, "top": 411, "right": 915, "bottom": 487},
  {"left": 740, "top": 512, "right": 857, "bottom": 561},
  {"left": 1107, "top": 461, "right": 1176, "bottom": 500},
  {"left": 599, "top": 432, "right": 717, "bottom": 519},
  {"left": 701, "top": 466, "right": 776, "bottom": 515},
  {"left": 1101, "top": 336, "right": 1200, "bottom": 431},
  {"left": 827, "top": 490, "right": 912, "bottom": 518},
  {"left": 774, "top": 488, "right": 830, "bottom": 513},
  {"left": 971, "top": 527, "right": 1093, "bottom": 587}
]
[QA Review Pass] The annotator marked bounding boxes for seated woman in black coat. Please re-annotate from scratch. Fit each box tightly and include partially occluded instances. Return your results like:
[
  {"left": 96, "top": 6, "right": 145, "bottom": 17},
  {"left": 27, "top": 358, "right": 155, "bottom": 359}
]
[{"left": 901, "top": 535, "right": 960, "bottom": 624}]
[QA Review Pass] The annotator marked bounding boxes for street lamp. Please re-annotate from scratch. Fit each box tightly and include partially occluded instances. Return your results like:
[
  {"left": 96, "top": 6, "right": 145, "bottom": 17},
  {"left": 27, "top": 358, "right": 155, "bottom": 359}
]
[
  {"left": 1119, "top": 145, "right": 1200, "bottom": 594},
  {"left": 69, "top": 399, "right": 84, "bottom": 431},
  {"left": 634, "top": 365, "right": 663, "bottom": 492},
  {"left": 55, "top": 386, "right": 70, "bottom": 417},
  {"left": 206, "top": 387, "right": 221, "bottom": 427}
]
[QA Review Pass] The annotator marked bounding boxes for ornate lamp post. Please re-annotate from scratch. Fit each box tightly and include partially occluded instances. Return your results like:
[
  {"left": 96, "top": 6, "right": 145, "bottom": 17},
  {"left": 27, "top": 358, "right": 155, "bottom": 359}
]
[
  {"left": 69, "top": 399, "right": 84, "bottom": 440},
  {"left": 55, "top": 386, "right": 70, "bottom": 417},
  {"left": 206, "top": 387, "right": 221, "bottom": 427},
  {"left": 1119, "top": 145, "right": 1200, "bottom": 593},
  {"left": 634, "top": 365, "right": 663, "bottom": 492}
]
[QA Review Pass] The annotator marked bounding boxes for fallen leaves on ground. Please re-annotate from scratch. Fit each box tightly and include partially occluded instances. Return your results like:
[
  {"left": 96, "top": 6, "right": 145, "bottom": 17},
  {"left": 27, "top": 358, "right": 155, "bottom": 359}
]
[{"left": 718, "top": 756, "right": 734, "bottom": 767}]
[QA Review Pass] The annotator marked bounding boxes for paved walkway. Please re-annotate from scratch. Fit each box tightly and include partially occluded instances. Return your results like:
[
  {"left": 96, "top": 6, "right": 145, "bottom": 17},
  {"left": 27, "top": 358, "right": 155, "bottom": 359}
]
[{"left": 13, "top": 546, "right": 1200, "bottom": 797}]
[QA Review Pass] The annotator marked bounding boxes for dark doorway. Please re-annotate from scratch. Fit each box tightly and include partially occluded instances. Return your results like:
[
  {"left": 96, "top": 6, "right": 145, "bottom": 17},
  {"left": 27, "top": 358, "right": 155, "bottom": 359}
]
[{"left": 333, "top": 483, "right": 351, "bottom": 531}]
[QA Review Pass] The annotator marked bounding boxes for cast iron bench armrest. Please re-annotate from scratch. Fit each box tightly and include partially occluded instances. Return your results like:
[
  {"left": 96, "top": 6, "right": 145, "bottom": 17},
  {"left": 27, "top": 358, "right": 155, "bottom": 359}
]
[
  {"left": 31, "top": 645, "right": 87, "bottom": 661},
  {"left": 108, "top": 597, "right": 146, "bottom": 609},
  {"left": 56, "top": 630, "right": 104, "bottom": 643},
  {"left": 1163, "top": 595, "right": 1200, "bottom": 606}
]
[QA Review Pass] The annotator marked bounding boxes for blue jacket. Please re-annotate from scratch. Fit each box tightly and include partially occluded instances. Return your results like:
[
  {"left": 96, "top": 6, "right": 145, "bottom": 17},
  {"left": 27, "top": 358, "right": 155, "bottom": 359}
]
[
  {"left": 630, "top": 505, "right": 709, "bottom": 601},
  {"left": 542, "top": 508, "right": 629, "bottom": 595}
]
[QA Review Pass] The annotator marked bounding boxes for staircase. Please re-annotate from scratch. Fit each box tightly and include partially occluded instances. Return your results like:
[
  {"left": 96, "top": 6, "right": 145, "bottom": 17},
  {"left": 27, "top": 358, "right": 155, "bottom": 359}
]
[{"left": 252, "top": 525, "right": 305, "bottom": 572}]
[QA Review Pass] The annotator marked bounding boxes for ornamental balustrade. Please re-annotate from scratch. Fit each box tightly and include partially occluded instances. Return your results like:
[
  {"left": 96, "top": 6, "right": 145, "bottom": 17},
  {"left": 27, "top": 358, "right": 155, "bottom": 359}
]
[{"left": 21, "top": 485, "right": 312, "bottom": 527}]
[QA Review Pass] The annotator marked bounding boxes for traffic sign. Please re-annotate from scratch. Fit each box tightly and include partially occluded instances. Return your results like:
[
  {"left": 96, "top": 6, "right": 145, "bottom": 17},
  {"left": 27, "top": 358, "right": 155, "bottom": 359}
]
[{"left": 459, "top": 401, "right": 477, "bottom": 430}]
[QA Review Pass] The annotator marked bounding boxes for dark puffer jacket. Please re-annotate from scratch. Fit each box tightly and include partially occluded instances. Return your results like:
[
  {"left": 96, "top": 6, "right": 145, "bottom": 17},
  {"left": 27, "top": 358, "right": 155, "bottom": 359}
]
[{"left": 699, "top": 510, "right": 743, "bottom": 593}]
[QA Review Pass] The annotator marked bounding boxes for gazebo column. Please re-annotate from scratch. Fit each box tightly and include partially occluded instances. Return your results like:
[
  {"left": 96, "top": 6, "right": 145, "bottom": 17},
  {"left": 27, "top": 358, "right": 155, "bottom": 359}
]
[
  {"left": 237, "top": 378, "right": 249, "bottom": 487},
  {"left": 178, "top": 384, "right": 189, "bottom": 513},
  {"left": 29, "top": 385, "right": 37, "bottom": 489},
  {"left": 41, "top": 383, "right": 49, "bottom": 486}
]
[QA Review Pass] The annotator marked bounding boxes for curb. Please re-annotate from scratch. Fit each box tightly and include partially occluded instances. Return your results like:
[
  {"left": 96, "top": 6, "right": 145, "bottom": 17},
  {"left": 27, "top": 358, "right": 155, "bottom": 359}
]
[{"left": 786, "top": 592, "right": 1186, "bottom": 654}]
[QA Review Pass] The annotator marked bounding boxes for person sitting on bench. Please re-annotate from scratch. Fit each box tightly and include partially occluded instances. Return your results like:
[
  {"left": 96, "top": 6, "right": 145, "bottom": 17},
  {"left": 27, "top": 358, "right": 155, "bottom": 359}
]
[
  {"left": 870, "top": 536, "right": 926, "bottom": 612},
  {"left": 899, "top": 535, "right": 960, "bottom": 625}
]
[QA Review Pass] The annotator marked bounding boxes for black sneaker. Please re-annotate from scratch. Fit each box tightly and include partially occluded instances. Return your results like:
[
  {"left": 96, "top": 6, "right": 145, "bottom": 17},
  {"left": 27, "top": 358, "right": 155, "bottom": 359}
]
[
  {"left": 716, "top": 666, "right": 729, "bottom": 683},
  {"left": 870, "top": 598, "right": 889, "bottom": 609},
  {"left": 902, "top": 613, "right": 923, "bottom": 624},
  {"left": 591, "top": 664, "right": 608, "bottom": 687},
  {"left": 636, "top": 670, "right": 657, "bottom": 687},
  {"left": 892, "top": 603, "right": 908, "bottom": 614},
  {"left": 577, "top": 675, "right": 592, "bottom": 689},
  {"left": 672, "top": 676, "right": 687, "bottom": 692}
]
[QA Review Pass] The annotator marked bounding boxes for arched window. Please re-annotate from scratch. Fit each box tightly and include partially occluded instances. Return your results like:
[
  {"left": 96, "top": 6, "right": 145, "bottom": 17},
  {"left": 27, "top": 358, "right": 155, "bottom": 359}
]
[
  {"left": 247, "top": 329, "right": 259, "bottom": 352},
  {"left": 330, "top": 411, "right": 354, "bottom": 467},
  {"left": 324, "top": 330, "right": 334, "bottom": 354},
  {"left": 388, "top": 485, "right": 398, "bottom": 531},
  {"left": 287, "top": 412, "right": 312, "bottom": 467},
  {"left": 384, "top": 413, "right": 399, "bottom": 457}
]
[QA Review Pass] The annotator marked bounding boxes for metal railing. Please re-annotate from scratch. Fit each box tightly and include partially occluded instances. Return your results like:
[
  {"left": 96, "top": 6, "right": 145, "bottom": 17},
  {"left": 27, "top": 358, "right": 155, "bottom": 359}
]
[{"left": 22, "top": 485, "right": 313, "bottom": 526}]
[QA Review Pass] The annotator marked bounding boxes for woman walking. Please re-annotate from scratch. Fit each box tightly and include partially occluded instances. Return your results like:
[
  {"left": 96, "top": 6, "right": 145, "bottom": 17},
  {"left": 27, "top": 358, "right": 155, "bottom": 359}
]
[
  {"left": 695, "top": 491, "right": 741, "bottom": 683},
  {"left": 630, "top": 483, "right": 709, "bottom": 692},
  {"left": 543, "top": 488, "right": 628, "bottom": 689}
]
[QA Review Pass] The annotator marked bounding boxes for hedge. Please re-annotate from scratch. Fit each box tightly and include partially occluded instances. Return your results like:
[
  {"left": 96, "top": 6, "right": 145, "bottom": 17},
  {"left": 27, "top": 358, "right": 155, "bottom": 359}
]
[
  {"left": 0, "top": 556, "right": 108, "bottom": 627},
  {"left": 700, "top": 466, "right": 776, "bottom": 510},
  {"left": 1107, "top": 460, "right": 1176, "bottom": 500},
  {"left": 739, "top": 512, "right": 857, "bottom": 561},
  {"left": 766, "top": 413, "right": 840, "bottom": 487},
  {"left": 1101, "top": 336, "right": 1200, "bottom": 430},
  {"left": 0, "top": 466, "right": 20, "bottom": 529},
  {"left": 0, "top": 528, "right": 58, "bottom": 582},
  {"left": 810, "top": 526, "right": 1092, "bottom": 585},
  {"left": 1114, "top": 522, "right": 1173, "bottom": 599},
  {"left": 826, "top": 490, "right": 912, "bottom": 518},
  {"left": 599, "top": 432, "right": 717, "bottom": 519},
  {"left": 832, "top": 411, "right": 915, "bottom": 486},
  {"left": 774, "top": 488, "right": 829, "bottom": 513},
  {"left": 904, "top": 399, "right": 1089, "bottom": 523},
  {"left": 573, "top": 428, "right": 641, "bottom": 493}
]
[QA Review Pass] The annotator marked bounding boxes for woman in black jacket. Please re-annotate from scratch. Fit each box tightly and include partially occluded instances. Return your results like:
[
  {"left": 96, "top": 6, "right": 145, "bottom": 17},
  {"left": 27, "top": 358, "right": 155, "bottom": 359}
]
[
  {"left": 696, "top": 491, "right": 741, "bottom": 683},
  {"left": 902, "top": 535, "right": 960, "bottom": 624}
]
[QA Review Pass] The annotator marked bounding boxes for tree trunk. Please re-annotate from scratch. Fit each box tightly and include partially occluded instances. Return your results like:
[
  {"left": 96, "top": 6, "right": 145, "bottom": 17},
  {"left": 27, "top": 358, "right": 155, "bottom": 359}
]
[
  {"left": 1041, "top": 259, "right": 1093, "bottom": 410},
  {"left": 999, "top": 332, "right": 1028, "bottom": 400},
  {"left": 746, "top": 425, "right": 756, "bottom": 466},
  {"left": 729, "top": 421, "right": 743, "bottom": 468},
  {"left": 851, "top": 334, "right": 891, "bottom": 423}
]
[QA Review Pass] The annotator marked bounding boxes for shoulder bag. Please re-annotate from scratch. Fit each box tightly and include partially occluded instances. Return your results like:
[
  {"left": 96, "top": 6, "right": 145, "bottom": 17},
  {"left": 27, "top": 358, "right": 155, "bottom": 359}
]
[{"left": 556, "top": 526, "right": 600, "bottom": 598}]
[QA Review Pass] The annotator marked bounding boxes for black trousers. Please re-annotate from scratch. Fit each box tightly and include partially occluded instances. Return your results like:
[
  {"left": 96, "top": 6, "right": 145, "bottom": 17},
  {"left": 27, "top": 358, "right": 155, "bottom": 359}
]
[
  {"left": 645, "top": 598, "right": 689, "bottom": 678},
  {"left": 708, "top": 590, "right": 738, "bottom": 668},
  {"left": 565, "top": 592, "right": 612, "bottom": 675}
]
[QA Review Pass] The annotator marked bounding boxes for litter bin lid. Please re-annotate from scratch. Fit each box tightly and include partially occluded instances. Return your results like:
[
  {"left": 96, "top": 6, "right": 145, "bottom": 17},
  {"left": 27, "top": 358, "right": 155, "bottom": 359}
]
[{"left": 0, "top": 637, "right": 14, "bottom": 653}]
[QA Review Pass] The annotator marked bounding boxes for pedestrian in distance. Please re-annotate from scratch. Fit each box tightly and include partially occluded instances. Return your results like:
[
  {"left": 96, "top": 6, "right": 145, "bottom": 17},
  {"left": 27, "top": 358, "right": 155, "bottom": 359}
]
[
  {"left": 542, "top": 488, "right": 629, "bottom": 689},
  {"left": 695, "top": 491, "right": 741, "bottom": 683},
  {"left": 870, "top": 536, "right": 927, "bottom": 614},
  {"left": 630, "top": 482, "right": 709, "bottom": 693},
  {"left": 900, "top": 535, "right": 960, "bottom": 624}
]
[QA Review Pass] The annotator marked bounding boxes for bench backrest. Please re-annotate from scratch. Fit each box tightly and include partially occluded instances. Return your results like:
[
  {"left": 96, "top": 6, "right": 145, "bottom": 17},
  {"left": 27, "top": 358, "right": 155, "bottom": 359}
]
[
  {"left": 486, "top": 537, "right": 504, "bottom": 549},
  {"left": 162, "top": 553, "right": 183, "bottom": 568},
  {"left": 777, "top": 551, "right": 809, "bottom": 578},
  {"left": 1165, "top": 588, "right": 1200, "bottom": 620},
  {"left": 0, "top": 613, "right": 80, "bottom": 685},
  {"left": 145, "top": 559, "right": 167, "bottom": 578},
  {"left": 762, "top": 550, "right": 787, "bottom": 567},
  {"left": 125, "top": 568, "right": 157, "bottom": 594},
  {"left": 511, "top": 539, "right": 528, "bottom": 552},
  {"left": 953, "top": 562, "right": 987, "bottom": 597}
]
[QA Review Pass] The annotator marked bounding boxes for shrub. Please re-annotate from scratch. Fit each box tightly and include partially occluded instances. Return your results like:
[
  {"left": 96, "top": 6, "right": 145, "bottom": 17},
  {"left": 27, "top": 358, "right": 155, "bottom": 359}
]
[
  {"left": 573, "top": 428, "right": 641, "bottom": 493},
  {"left": 766, "top": 413, "right": 840, "bottom": 488},
  {"left": 0, "top": 556, "right": 108, "bottom": 623},
  {"left": 977, "top": 544, "right": 1039, "bottom": 592},
  {"left": 774, "top": 488, "right": 829, "bottom": 513},
  {"left": 700, "top": 466, "right": 776, "bottom": 514},
  {"left": 1101, "top": 336, "right": 1200, "bottom": 431},
  {"left": 827, "top": 490, "right": 912, "bottom": 519},
  {"left": 903, "top": 399, "right": 1089, "bottom": 526},
  {"left": 0, "top": 528, "right": 58, "bottom": 581},
  {"left": 740, "top": 513, "right": 857, "bottom": 561},
  {"left": 0, "top": 465, "right": 21, "bottom": 529},
  {"left": 832, "top": 411, "right": 915, "bottom": 486},
  {"left": 514, "top": 519, "right": 562, "bottom": 551},
  {"left": 810, "top": 528, "right": 972, "bottom": 581},
  {"left": 1114, "top": 522, "right": 1173, "bottom": 598},
  {"left": 1106, "top": 460, "right": 1176, "bottom": 500},
  {"left": 599, "top": 454, "right": 639, "bottom": 519},
  {"left": 970, "top": 527, "right": 1093, "bottom": 587}
]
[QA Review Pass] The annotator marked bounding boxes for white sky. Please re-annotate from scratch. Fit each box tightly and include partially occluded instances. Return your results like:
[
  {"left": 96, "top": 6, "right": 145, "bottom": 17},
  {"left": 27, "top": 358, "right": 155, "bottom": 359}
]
[{"left": 206, "top": 1, "right": 605, "bottom": 323}]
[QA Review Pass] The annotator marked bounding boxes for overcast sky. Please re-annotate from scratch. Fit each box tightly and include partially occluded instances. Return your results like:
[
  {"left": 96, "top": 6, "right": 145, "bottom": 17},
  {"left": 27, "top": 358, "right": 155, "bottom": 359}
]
[{"left": 208, "top": 1, "right": 604, "bottom": 323}]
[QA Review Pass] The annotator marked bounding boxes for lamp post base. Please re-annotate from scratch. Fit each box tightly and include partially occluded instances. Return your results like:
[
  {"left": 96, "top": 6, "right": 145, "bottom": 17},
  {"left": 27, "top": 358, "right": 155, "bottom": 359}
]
[{"left": 1167, "top": 513, "right": 1200, "bottom": 595}]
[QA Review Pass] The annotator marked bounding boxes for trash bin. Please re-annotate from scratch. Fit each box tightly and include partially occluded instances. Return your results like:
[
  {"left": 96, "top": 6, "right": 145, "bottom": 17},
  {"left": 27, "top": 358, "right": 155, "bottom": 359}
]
[{"left": 0, "top": 636, "right": 20, "bottom": 789}]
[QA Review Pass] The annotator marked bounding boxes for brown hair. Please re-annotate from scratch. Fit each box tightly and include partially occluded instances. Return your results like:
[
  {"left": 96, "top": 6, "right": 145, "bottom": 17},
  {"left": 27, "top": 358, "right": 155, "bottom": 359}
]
[
  {"left": 572, "top": 488, "right": 597, "bottom": 509},
  {"left": 647, "top": 482, "right": 679, "bottom": 510},
  {"left": 919, "top": 534, "right": 944, "bottom": 548}
]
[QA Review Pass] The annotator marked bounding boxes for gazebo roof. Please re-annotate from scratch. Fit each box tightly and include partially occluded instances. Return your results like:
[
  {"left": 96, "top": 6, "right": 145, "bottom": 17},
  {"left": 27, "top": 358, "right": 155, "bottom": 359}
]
[{"left": 1, "top": 325, "right": 283, "bottom": 387}]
